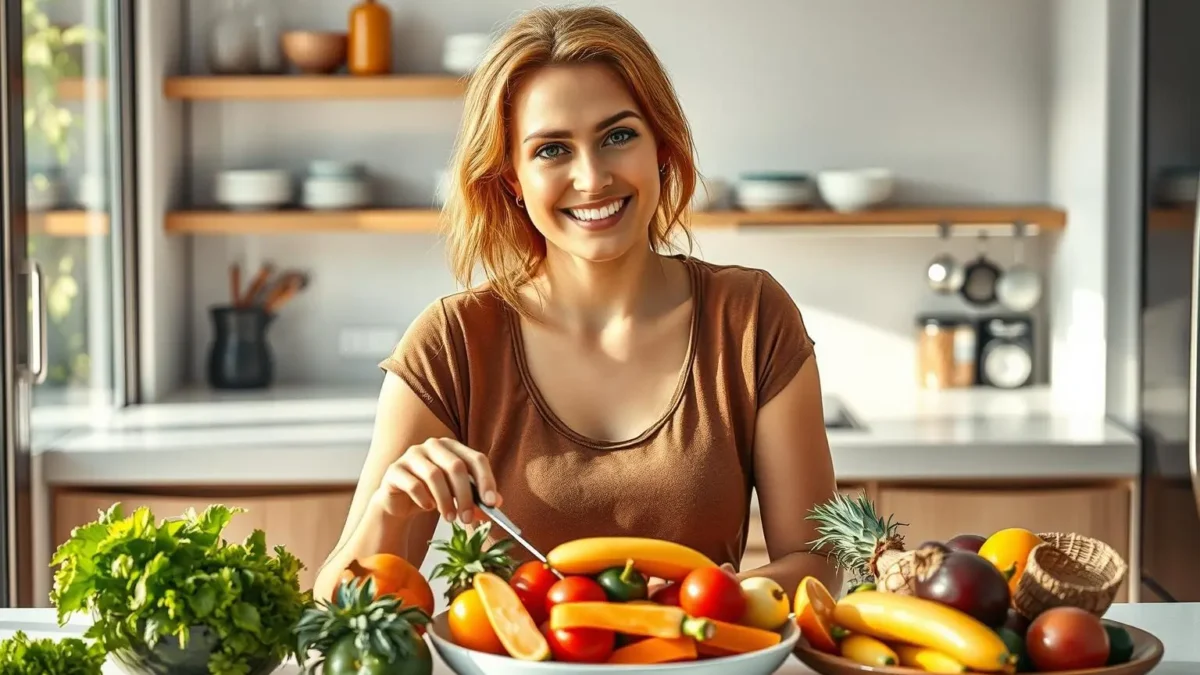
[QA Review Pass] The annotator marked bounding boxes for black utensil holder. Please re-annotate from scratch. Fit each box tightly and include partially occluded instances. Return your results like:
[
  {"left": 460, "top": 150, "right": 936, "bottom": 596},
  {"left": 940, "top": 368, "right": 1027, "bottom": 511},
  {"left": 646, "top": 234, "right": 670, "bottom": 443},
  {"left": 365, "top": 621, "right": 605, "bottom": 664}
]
[{"left": 207, "top": 306, "right": 274, "bottom": 389}]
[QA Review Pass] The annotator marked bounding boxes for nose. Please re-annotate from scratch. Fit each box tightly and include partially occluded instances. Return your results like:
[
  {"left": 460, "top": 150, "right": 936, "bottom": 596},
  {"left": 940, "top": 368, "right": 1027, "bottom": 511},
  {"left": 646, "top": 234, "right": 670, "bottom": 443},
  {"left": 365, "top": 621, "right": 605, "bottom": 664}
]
[{"left": 571, "top": 150, "right": 612, "bottom": 194}]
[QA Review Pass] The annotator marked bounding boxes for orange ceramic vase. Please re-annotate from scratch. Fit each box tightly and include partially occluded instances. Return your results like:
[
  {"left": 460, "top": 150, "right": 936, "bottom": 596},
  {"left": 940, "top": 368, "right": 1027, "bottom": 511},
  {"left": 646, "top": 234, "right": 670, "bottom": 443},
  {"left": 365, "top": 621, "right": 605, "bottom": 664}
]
[{"left": 348, "top": 0, "right": 391, "bottom": 75}]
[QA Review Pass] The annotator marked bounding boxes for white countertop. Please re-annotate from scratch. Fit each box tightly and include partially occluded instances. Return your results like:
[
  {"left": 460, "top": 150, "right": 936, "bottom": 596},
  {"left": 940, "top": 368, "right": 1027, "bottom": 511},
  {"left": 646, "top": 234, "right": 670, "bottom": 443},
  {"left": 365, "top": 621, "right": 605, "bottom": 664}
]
[
  {"left": 0, "top": 602, "right": 1193, "bottom": 673},
  {"left": 33, "top": 383, "right": 1140, "bottom": 486}
]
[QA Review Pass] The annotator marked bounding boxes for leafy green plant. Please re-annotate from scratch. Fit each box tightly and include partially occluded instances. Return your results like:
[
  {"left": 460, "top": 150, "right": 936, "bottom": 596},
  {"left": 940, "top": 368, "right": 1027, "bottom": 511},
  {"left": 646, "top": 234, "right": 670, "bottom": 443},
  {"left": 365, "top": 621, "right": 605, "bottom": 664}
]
[
  {"left": 23, "top": 0, "right": 101, "bottom": 165},
  {"left": 0, "top": 630, "right": 105, "bottom": 675},
  {"left": 50, "top": 503, "right": 316, "bottom": 675}
]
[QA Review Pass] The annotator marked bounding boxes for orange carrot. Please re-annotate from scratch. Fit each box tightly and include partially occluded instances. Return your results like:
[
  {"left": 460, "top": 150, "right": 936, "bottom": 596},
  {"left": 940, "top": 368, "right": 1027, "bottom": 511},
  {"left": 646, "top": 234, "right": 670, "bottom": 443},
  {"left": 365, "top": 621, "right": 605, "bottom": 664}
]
[
  {"left": 550, "top": 602, "right": 714, "bottom": 641},
  {"left": 608, "top": 637, "right": 698, "bottom": 664},
  {"left": 698, "top": 618, "right": 782, "bottom": 655}
]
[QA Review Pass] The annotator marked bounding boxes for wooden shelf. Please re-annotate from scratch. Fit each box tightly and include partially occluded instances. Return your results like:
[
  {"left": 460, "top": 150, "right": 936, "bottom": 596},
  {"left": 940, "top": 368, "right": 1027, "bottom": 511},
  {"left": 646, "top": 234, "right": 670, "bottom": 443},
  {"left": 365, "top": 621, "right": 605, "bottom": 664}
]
[
  {"left": 163, "top": 75, "right": 467, "bottom": 100},
  {"left": 1149, "top": 206, "right": 1195, "bottom": 230},
  {"left": 164, "top": 206, "right": 1066, "bottom": 235},
  {"left": 28, "top": 211, "right": 109, "bottom": 237},
  {"left": 690, "top": 206, "right": 1066, "bottom": 229},
  {"left": 165, "top": 209, "right": 444, "bottom": 234}
]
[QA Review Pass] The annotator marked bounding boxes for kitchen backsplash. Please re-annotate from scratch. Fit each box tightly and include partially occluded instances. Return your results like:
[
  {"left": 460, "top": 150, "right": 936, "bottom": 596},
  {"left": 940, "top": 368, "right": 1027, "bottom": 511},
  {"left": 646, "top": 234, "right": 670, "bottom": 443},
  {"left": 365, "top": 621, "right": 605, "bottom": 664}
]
[{"left": 183, "top": 0, "right": 1057, "bottom": 397}]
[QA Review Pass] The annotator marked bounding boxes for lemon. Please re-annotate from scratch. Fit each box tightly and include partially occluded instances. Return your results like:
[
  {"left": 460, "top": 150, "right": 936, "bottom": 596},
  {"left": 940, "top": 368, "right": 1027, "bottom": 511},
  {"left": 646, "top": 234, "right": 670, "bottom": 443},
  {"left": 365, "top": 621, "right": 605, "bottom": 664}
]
[{"left": 739, "top": 576, "right": 791, "bottom": 630}]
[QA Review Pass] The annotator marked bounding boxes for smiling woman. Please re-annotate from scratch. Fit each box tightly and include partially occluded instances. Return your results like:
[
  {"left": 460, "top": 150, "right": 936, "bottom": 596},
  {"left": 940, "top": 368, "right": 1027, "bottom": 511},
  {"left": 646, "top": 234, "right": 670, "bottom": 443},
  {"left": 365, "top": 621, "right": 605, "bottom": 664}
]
[{"left": 314, "top": 6, "right": 842, "bottom": 606}]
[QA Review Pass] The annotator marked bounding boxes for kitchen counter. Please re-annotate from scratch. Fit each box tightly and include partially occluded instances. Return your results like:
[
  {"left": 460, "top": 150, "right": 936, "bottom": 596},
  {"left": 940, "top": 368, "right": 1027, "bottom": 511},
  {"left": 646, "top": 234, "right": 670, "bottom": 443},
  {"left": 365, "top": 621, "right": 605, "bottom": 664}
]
[
  {"left": 33, "top": 384, "right": 1140, "bottom": 486},
  {"left": 0, "top": 602, "right": 1193, "bottom": 673}
]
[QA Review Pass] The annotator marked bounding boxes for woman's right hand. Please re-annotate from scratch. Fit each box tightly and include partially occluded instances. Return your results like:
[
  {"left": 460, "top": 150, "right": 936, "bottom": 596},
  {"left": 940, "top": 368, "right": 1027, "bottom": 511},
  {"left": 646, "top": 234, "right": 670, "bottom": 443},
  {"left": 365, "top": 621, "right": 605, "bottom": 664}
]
[{"left": 374, "top": 437, "right": 500, "bottom": 525}]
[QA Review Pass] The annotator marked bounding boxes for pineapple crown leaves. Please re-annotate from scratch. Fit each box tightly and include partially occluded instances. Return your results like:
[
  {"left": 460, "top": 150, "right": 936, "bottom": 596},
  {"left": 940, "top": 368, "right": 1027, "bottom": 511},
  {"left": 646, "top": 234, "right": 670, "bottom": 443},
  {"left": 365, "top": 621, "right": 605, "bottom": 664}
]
[
  {"left": 805, "top": 492, "right": 907, "bottom": 581},
  {"left": 428, "top": 521, "right": 517, "bottom": 598},
  {"left": 294, "top": 576, "right": 430, "bottom": 675}
]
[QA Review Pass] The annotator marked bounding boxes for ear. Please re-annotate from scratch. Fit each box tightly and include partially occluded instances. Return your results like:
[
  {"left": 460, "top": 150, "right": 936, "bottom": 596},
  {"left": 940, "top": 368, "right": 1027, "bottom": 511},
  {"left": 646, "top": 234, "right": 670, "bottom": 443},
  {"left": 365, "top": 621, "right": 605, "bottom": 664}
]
[
  {"left": 656, "top": 145, "right": 670, "bottom": 169},
  {"left": 502, "top": 167, "right": 522, "bottom": 200}
]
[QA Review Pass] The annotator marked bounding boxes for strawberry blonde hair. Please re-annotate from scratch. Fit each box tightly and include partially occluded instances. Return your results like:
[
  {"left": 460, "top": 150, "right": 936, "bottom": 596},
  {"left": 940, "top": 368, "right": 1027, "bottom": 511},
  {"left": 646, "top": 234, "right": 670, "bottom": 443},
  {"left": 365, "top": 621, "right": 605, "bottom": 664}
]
[{"left": 441, "top": 5, "right": 698, "bottom": 312}]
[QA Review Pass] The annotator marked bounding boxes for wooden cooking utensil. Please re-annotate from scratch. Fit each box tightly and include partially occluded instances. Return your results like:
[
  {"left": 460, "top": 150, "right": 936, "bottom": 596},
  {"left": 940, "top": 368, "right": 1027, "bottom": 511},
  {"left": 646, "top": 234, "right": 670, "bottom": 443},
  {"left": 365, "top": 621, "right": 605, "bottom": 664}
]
[{"left": 241, "top": 263, "right": 275, "bottom": 308}]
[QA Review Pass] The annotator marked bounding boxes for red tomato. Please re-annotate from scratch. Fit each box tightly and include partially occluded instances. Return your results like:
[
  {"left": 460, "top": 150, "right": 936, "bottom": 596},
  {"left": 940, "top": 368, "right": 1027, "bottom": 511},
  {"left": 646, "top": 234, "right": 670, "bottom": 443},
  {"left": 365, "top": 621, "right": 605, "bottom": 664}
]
[
  {"left": 1026, "top": 606, "right": 1110, "bottom": 671},
  {"left": 679, "top": 567, "right": 746, "bottom": 622},
  {"left": 510, "top": 561, "right": 559, "bottom": 625},
  {"left": 540, "top": 621, "right": 615, "bottom": 663},
  {"left": 650, "top": 582, "right": 681, "bottom": 607},
  {"left": 544, "top": 576, "right": 607, "bottom": 618}
]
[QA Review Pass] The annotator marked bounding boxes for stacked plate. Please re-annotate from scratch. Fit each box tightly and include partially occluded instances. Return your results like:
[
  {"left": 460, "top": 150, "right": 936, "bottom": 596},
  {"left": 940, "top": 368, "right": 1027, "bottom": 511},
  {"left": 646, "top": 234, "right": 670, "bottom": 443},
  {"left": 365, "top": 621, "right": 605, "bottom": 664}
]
[
  {"left": 301, "top": 160, "right": 370, "bottom": 210},
  {"left": 735, "top": 173, "right": 815, "bottom": 211}
]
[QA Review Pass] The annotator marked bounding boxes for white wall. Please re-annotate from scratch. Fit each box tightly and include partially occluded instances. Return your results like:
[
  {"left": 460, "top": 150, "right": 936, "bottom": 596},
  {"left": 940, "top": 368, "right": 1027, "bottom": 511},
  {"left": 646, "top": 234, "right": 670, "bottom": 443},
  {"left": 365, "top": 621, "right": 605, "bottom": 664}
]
[{"left": 146, "top": 0, "right": 1062, "bottom": 404}]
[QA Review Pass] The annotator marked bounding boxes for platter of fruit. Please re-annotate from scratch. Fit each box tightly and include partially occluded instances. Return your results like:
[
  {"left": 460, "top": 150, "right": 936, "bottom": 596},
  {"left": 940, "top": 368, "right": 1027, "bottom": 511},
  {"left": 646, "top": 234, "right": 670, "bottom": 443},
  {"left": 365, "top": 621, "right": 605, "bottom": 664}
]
[
  {"left": 418, "top": 522, "right": 800, "bottom": 674},
  {"left": 792, "top": 493, "right": 1165, "bottom": 675}
]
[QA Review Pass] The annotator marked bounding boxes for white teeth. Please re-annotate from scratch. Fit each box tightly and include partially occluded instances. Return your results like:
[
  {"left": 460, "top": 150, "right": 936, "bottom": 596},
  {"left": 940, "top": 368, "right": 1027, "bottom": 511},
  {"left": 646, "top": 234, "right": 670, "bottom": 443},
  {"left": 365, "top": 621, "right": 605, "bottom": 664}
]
[{"left": 568, "top": 198, "right": 624, "bottom": 221}]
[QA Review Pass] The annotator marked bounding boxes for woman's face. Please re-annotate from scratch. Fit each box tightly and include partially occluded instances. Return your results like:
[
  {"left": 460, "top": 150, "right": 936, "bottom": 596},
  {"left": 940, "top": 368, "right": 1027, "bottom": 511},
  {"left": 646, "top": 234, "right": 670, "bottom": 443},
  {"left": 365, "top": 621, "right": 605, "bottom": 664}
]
[{"left": 506, "top": 62, "right": 663, "bottom": 264}]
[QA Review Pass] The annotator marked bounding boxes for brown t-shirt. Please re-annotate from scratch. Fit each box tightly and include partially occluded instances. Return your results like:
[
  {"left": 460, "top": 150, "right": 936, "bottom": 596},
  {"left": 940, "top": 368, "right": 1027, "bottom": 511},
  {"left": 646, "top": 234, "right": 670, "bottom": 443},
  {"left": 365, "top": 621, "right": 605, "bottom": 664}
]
[{"left": 379, "top": 256, "right": 815, "bottom": 570}]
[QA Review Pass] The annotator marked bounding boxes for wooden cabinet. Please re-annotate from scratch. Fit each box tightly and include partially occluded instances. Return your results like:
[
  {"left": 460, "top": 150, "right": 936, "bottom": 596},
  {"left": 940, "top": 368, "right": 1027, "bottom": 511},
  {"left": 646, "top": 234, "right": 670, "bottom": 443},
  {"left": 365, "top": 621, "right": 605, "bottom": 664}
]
[
  {"left": 740, "top": 482, "right": 1134, "bottom": 603},
  {"left": 52, "top": 488, "right": 355, "bottom": 591}
]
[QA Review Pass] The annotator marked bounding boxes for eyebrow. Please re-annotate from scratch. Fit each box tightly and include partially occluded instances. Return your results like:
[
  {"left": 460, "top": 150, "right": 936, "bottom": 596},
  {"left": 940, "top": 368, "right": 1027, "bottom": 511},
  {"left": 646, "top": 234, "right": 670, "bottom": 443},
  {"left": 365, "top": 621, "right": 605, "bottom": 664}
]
[{"left": 522, "top": 110, "right": 642, "bottom": 143}]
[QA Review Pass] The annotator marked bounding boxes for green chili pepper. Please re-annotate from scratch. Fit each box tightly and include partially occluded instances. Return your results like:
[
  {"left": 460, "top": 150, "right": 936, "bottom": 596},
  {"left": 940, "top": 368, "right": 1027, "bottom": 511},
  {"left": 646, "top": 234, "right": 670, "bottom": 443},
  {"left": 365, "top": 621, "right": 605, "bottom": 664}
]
[{"left": 596, "top": 559, "right": 648, "bottom": 602}]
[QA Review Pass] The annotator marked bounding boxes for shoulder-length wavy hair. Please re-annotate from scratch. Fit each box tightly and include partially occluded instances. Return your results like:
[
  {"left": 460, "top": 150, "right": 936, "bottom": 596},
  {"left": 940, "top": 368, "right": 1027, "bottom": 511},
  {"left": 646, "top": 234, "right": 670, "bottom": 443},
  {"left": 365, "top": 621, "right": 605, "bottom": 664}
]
[{"left": 441, "top": 5, "right": 698, "bottom": 313}]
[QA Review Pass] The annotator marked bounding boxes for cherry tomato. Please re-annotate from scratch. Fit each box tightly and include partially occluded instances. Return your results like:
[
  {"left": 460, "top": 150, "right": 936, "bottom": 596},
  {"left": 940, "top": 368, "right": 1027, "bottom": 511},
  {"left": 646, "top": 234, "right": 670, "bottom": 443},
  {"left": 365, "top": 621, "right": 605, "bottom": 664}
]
[
  {"left": 1027, "top": 606, "right": 1110, "bottom": 671},
  {"left": 679, "top": 566, "right": 746, "bottom": 623},
  {"left": 510, "top": 561, "right": 559, "bottom": 625},
  {"left": 650, "top": 582, "right": 681, "bottom": 606},
  {"left": 540, "top": 621, "right": 615, "bottom": 663},
  {"left": 544, "top": 576, "right": 607, "bottom": 618}
]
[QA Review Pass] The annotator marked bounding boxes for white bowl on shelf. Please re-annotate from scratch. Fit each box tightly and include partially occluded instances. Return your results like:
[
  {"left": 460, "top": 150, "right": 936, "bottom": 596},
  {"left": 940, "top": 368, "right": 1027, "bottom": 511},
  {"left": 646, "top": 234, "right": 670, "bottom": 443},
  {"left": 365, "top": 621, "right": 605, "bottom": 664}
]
[
  {"left": 816, "top": 168, "right": 894, "bottom": 212},
  {"left": 735, "top": 173, "right": 814, "bottom": 211},
  {"left": 301, "top": 176, "right": 370, "bottom": 210},
  {"left": 443, "top": 33, "right": 492, "bottom": 74},
  {"left": 426, "top": 610, "right": 799, "bottom": 675},
  {"left": 214, "top": 169, "right": 292, "bottom": 210}
]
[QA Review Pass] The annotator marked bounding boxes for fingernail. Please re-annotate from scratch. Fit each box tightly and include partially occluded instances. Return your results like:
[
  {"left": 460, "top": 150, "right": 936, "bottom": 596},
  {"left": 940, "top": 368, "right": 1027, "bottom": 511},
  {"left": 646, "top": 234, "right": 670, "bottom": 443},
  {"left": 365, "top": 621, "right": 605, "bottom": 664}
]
[
  {"left": 460, "top": 510, "right": 474, "bottom": 524},
  {"left": 483, "top": 490, "right": 497, "bottom": 506}
]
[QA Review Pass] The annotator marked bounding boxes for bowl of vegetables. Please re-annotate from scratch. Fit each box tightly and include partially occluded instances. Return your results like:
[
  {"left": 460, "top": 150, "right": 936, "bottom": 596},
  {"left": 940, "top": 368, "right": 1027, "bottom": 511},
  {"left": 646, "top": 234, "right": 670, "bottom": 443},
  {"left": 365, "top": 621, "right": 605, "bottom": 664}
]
[
  {"left": 48, "top": 503, "right": 311, "bottom": 675},
  {"left": 422, "top": 528, "right": 800, "bottom": 675}
]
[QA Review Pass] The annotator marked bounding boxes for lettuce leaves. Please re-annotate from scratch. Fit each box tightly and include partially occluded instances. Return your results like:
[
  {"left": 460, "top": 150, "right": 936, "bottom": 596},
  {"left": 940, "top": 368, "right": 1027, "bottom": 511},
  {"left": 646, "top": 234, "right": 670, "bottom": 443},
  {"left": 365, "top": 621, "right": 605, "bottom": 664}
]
[
  {"left": 0, "top": 631, "right": 105, "bottom": 675},
  {"left": 50, "top": 502, "right": 314, "bottom": 675}
]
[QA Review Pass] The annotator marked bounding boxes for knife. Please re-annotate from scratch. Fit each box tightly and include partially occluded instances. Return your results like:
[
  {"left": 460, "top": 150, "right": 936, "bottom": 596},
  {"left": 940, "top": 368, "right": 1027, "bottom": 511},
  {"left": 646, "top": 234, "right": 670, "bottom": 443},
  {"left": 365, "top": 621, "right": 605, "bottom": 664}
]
[{"left": 469, "top": 479, "right": 562, "bottom": 577}]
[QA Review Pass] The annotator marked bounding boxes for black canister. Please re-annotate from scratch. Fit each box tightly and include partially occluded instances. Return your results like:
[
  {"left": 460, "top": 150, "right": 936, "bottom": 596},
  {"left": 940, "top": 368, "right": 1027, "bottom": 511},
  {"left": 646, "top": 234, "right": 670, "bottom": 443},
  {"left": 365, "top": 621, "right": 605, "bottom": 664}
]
[{"left": 207, "top": 306, "right": 274, "bottom": 389}]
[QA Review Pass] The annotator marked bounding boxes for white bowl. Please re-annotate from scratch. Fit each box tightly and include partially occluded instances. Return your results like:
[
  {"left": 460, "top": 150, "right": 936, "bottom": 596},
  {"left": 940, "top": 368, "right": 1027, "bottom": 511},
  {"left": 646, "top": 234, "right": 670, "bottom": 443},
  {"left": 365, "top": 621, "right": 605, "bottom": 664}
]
[
  {"left": 816, "top": 168, "right": 893, "bottom": 212},
  {"left": 735, "top": 174, "right": 815, "bottom": 211},
  {"left": 443, "top": 33, "right": 492, "bottom": 74},
  {"left": 427, "top": 610, "right": 799, "bottom": 675},
  {"left": 301, "top": 176, "right": 370, "bottom": 210},
  {"left": 214, "top": 169, "right": 292, "bottom": 210}
]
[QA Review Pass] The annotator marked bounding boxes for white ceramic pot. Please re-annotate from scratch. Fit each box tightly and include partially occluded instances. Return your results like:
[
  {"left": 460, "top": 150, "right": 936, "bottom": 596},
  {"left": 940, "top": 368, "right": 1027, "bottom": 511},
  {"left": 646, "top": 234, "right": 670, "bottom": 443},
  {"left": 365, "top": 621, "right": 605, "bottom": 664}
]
[
  {"left": 443, "top": 33, "right": 492, "bottom": 74},
  {"left": 301, "top": 176, "right": 369, "bottom": 210}
]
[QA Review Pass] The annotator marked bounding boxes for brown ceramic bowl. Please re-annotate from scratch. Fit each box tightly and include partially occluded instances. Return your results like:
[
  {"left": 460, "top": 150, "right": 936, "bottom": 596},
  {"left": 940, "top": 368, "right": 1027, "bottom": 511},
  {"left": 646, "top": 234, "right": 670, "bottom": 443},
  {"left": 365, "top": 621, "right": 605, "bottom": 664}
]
[
  {"left": 281, "top": 31, "right": 347, "bottom": 74},
  {"left": 793, "top": 619, "right": 1163, "bottom": 675}
]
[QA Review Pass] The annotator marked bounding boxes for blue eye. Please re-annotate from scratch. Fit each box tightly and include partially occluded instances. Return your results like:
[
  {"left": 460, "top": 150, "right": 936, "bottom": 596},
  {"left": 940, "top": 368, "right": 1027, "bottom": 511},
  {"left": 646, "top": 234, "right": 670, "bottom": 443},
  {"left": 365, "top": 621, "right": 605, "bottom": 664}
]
[
  {"left": 535, "top": 144, "right": 567, "bottom": 160},
  {"left": 606, "top": 128, "right": 638, "bottom": 145}
]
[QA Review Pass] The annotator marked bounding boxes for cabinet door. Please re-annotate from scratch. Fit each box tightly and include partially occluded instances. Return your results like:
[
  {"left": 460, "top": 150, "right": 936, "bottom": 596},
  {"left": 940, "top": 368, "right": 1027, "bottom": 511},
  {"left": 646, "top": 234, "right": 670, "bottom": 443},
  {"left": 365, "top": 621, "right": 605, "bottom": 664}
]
[
  {"left": 53, "top": 489, "right": 355, "bottom": 592},
  {"left": 876, "top": 484, "right": 1132, "bottom": 601}
]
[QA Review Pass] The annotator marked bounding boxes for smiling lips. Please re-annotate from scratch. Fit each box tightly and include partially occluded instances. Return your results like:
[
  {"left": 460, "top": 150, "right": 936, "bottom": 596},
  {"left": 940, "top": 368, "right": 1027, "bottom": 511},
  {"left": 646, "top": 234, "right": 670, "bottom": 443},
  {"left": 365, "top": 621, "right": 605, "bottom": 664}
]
[{"left": 561, "top": 196, "right": 631, "bottom": 231}]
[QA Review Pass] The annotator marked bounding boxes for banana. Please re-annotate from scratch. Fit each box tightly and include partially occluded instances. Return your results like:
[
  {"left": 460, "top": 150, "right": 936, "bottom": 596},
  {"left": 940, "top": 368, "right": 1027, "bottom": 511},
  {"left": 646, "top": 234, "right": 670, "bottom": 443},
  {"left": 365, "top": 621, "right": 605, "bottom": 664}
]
[
  {"left": 839, "top": 634, "right": 897, "bottom": 667},
  {"left": 546, "top": 537, "right": 716, "bottom": 581},
  {"left": 832, "top": 591, "right": 1014, "bottom": 673},
  {"left": 894, "top": 643, "right": 968, "bottom": 673}
]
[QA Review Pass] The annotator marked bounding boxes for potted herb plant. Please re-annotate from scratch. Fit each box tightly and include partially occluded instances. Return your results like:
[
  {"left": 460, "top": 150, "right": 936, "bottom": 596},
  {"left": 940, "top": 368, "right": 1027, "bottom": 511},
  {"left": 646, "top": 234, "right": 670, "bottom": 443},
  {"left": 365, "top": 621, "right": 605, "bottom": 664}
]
[{"left": 49, "top": 503, "right": 314, "bottom": 675}]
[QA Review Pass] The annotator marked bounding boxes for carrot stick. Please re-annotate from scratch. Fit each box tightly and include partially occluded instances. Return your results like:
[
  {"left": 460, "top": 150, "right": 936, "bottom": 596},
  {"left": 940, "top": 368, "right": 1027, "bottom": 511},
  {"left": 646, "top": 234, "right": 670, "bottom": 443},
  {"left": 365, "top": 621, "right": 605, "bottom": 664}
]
[
  {"left": 607, "top": 637, "right": 697, "bottom": 664},
  {"left": 697, "top": 618, "right": 781, "bottom": 655}
]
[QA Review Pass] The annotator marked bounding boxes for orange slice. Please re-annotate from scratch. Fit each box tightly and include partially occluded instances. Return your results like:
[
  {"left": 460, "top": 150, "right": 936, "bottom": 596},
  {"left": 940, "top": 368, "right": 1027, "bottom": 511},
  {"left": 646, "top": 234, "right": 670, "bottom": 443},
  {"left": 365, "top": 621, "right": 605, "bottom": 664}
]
[
  {"left": 473, "top": 572, "right": 552, "bottom": 661},
  {"left": 794, "top": 576, "right": 839, "bottom": 654}
]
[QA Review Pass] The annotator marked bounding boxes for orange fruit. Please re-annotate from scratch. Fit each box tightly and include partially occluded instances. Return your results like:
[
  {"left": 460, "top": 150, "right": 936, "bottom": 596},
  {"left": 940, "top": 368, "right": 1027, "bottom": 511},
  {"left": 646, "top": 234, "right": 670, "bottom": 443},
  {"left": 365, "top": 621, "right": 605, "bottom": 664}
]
[
  {"left": 474, "top": 571, "right": 552, "bottom": 661},
  {"left": 339, "top": 553, "right": 435, "bottom": 615},
  {"left": 449, "top": 588, "right": 507, "bottom": 655},
  {"left": 794, "top": 576, "right": 839, "bottom": 654},
  {"left": 978, "top": 528, "right": 1044, "bottom": 591}
]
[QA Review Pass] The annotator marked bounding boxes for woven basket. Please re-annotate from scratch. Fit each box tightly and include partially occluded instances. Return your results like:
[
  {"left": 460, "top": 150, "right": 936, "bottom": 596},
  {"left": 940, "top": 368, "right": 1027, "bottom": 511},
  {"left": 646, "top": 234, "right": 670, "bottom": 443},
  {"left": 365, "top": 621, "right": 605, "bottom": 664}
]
[{"left": 1012, "top": 532, "right": 1128, "bottom": 619}]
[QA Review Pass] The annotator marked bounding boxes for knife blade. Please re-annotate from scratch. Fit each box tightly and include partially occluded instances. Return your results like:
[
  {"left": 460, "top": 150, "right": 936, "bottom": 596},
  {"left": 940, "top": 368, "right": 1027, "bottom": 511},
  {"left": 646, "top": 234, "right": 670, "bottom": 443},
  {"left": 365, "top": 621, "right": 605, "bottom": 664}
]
[{"left": 469, "top": 480, "right": 562, "bottom": 577}]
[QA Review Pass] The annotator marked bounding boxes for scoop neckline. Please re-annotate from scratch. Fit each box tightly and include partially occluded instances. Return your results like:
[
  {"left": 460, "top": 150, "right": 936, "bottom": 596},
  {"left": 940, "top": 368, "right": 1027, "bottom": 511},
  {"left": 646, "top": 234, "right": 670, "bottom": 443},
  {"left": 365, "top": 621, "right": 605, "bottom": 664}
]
[{"left": 506, "top": 255, "right": 702, "bottom": 451}]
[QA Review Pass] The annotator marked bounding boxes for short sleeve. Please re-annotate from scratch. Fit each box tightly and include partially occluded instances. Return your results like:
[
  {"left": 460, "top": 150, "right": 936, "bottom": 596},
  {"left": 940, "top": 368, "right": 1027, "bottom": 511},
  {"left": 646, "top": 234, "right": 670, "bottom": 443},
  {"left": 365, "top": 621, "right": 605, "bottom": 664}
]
[
  {"left": 379, "top": 299, "right": 465, "bottom": 438},
  {"left": 755, "top": 271, "right": 815, "bottom": 406}
]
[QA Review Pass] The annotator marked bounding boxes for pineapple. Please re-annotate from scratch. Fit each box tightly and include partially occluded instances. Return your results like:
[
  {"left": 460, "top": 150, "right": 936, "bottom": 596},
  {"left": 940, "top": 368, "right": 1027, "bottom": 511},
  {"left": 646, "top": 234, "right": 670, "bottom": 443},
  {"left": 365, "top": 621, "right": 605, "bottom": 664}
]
[
  {"left": 429, "top": 521, "right": 517, "bottom": 601},
  {"left": 806, "top": 492, "right": 915, "bottom": 590},
  {"left": 294, "top": 576, "right": 432, "bottom": 675}
]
